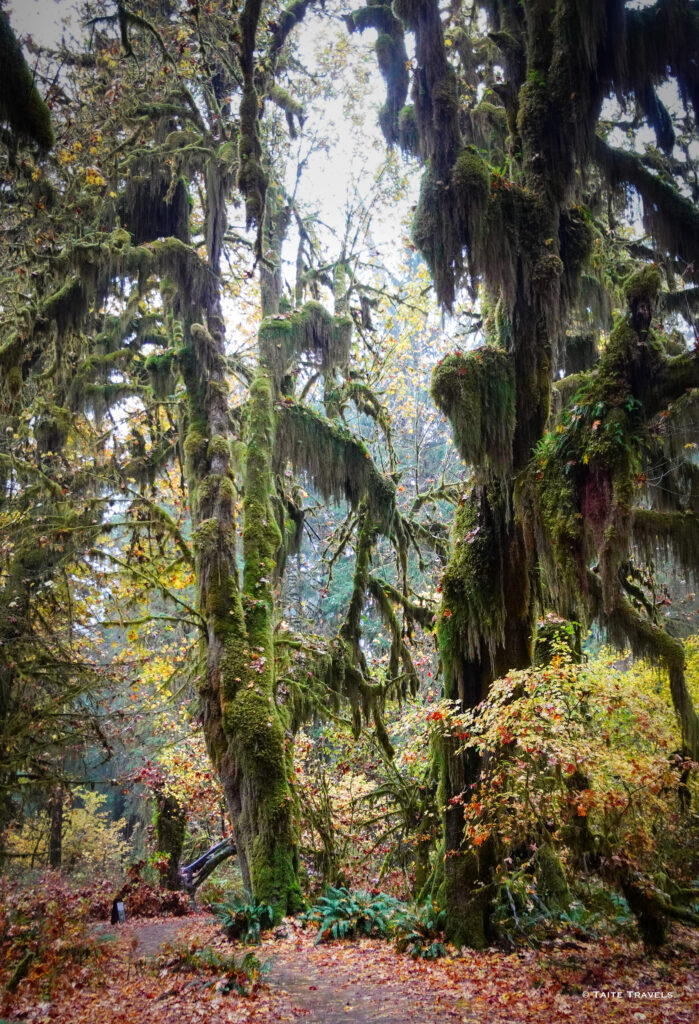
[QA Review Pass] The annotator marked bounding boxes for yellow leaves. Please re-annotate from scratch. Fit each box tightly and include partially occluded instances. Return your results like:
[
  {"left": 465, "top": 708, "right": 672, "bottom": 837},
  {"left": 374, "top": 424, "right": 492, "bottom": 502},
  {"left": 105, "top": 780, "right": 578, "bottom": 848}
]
[{"left": 84, "top": 167, "right": 107, "bottom": 187}]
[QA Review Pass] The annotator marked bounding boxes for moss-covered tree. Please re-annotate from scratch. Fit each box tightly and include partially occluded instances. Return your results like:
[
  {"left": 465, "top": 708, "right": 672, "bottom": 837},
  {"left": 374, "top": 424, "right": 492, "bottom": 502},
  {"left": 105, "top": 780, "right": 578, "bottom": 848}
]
[
  {"left": 0, "top": 0, "right": 442, "bottom": 913},
  {"left": 356, "top": 0, "right": 699, "bottom": 945}
]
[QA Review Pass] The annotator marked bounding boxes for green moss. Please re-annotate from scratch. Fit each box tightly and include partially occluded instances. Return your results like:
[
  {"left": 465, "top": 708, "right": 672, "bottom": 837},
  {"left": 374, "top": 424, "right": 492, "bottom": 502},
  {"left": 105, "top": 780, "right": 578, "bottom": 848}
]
[
  {"left": 397, "top": 104, "right": 419, "bottom": 157},
  {"left": 623, "top": 264, "right": 662, "bottom": 304},
  {"left": 38, "top": 277, "right": 88, "bottom": 338},
  {"left": 0, "top": 11, "right": 54, "bottom": 150},
  {"left": 34, "top": 407, "right": 72, "bottom": 453},
  {"left": 145, "top": 351, "right": 176, "bottom": 399},
  {"left": 451, "top": 149, "right": 490, "bottom": 205},
  {"left": 535, "top": 843, "right": 570, "bottom": 911},
  {"left": 183, "top": 428, "right": 208, "bottom": 477},
  {"left": 207, "top": 434, "right": 230, "bottom": 461},
  {"left": 4, "top": 365, "right": 22, "bottom": 399},
  {"left": 438, "top": 494, "right": 508, "bottom": 664},
  {"left": 412, "top": 166, "right": 463, "bottom": 309},
  {"left": 431, "top": 347, "right": 516, "bottom": 476},
  {"left": 259, "top": 301, "right": 352, "bottom": 391},
  {"left": 275, "top": 401, "right": 397, "bottom": 534},
  {"left": 392, "top": 0, "right": 428, "bottom": 30}
]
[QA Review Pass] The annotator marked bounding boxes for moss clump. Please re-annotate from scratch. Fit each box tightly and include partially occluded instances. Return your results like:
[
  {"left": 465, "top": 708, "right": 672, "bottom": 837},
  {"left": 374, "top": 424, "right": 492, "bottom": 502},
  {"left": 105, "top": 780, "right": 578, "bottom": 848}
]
[
  {"left": 623, "top": 264, "right": 662, "bottom": 305},
  {"left": 237, "top": 84, "right": 266, "bottom": 231},
  {"left": 431, "top": 348, "right": 516, "bottom": 477},
  {"left": 451, "top": 149, "right": 490, "bottom": 206},
  {"left": 145, "top": 351, "right": 176, "bottom": 399},
  {"left": 120, "top": 160, "right": 191, "bottom": 246},
  {"left": 34, "top": 407, "right": 72, "bottom": 454},
  {"left": 4, "top": 365, "right": 23, "bottom": 399},
  {"left": 183, "top": 428, "right": 208, "bottom": 478},
  {"left": 437, "top": 493, "right": 510, "bottom": 666},
  {"left": 535, "top": 843, "right": 570, "bottom": 911},
  {"left": 563, "top": 333, "right": 598, "bottom": 375},
  {"left": 258, "top": 301, "right": 352, "bottom": 391},
  {"left": 38, "top": 277, "right": 88, "bottom": 338},
  {"left": 207, "top": 434, "right": 230, "bottom": 461},
  {"left": 559, "top": 206, "right": 595, "bottom": 295},
  {"left": 412, "top": 166, "right": 463, "bottom": 309}
]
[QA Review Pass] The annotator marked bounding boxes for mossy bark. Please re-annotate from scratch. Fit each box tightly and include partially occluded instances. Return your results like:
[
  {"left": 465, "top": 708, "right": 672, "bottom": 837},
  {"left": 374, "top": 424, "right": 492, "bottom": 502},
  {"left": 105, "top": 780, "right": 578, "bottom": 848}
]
[
  {"left": 155, "top": 792, "right": 186, "bottom": 890},
  {"left": 182, "top": 190, "right": 303, "bottom": 919}
]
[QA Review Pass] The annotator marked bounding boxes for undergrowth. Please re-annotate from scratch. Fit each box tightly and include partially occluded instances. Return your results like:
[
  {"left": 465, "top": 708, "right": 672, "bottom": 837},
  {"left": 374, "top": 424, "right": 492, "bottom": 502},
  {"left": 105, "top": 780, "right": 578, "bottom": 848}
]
[
  {"left": 302, "top": 886, "right": 448, "bottom": 958},
  {"left": 212, "top": 898, "right": 274, "bottom": 944},
  {"left": 163, "top": 941, "right": 262, "bottom": 996}
]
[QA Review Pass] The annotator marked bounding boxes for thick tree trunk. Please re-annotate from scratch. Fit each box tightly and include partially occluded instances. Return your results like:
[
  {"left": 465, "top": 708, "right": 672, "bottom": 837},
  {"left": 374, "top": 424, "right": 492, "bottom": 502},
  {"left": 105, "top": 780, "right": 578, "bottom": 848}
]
[
  {"left": 182, "top": 190, "right": 301, "bottom": 919},
  {"left": 440, "top": 499, "right": 534, "bottom": 947}
]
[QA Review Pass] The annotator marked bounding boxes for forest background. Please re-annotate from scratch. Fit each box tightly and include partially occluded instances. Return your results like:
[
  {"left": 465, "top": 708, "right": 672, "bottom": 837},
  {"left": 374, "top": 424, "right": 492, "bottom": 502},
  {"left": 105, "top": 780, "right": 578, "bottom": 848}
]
[{"left": 1, "top": 0, "right": 699, "bottom": 1013}]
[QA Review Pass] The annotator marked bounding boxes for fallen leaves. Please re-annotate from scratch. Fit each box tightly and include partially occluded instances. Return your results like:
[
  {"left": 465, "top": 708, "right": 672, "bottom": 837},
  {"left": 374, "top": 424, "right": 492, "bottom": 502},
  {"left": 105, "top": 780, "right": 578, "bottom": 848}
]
[{"left": 3, "top": 911, "right": 698, "bottom": 1024}]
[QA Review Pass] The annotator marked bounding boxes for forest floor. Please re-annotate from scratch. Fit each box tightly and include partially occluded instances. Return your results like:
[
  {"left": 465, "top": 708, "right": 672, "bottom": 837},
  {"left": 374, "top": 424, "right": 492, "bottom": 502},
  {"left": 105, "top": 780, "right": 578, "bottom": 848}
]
[{"left": 4, "top": 913, "right": 698, "bottom": 1024}]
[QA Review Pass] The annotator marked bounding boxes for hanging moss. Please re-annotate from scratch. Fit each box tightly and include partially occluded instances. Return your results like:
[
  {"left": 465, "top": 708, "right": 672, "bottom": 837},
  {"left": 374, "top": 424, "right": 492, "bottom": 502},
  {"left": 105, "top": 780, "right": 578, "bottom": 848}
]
[
  {"left": 237, "top": 84, "right": 266, "bottom": 232},
  {"left": 412, "top": 166, "right": 463, "bottom": 309},
  {"left": 120, "top": 172, "right": 191, "bottom": 246},
  {"left": 145, "top": 351, "right": 176, "bottom": 399},
  {"left": 563, "top": 333, "right": 598, "bottom": 375},
  {"left": 0, "top": 11, "right": 54, "bottom": 150},
  {"left": 37, "top": 277, "right": 89, "bottom": 338},
  {"left": 559, "top": 205, "right": 595, "bottom": 303},
  {"left": 33, "top": 406, "right": 72, "bottom": 454},
  {"left": 275, "top": 401, "right": 397, "bottom": 532},
  {"left": 397, "top": 104, "right": 419, "bottom": 157},
  {"left": 258, "top": 301, "right": 352, "bottom": 391},
  {"left": 535, "top": 842, "right": 570, "bottom": 911},
  {"left": 632, "top": 509, "right": 699, "bottom": 585},
  {"left": 430, "top": 347, "right": 516, "bottom": 476},
  {"left": 348, "top": 4, "right": 409, "bottom": 145},
  {"left": 595, "top": 139, "right": 699, "bottom": 283}
]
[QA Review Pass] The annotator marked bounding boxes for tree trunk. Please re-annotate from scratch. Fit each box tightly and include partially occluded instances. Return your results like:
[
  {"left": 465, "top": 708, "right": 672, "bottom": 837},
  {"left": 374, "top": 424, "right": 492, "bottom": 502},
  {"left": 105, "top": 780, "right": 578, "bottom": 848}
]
[
  {"left": 48, "top": 785, "right": 63, "bottom": 869},
  {"left": 183, "top": 192, "right": 302, "bottom": 919},
  {"left": 155, "top": 792, "right": 185, "bottom": 890},
  {"left": 439, "top": 492, "right": 535, "bottom": 947}
]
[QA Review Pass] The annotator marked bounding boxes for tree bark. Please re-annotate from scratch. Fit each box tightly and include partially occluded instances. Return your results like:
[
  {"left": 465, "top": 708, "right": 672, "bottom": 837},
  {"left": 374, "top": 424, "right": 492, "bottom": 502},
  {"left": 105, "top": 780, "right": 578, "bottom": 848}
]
[{"left": 155, "top": 792, "right": 185, "bottom": 890}]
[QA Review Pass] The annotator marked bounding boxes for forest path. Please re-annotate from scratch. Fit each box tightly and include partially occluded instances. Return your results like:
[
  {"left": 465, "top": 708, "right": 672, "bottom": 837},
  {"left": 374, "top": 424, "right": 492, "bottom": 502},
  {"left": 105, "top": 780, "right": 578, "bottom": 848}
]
[{"left": 22, "top": 914, "right": 696, "bottom": 1024}]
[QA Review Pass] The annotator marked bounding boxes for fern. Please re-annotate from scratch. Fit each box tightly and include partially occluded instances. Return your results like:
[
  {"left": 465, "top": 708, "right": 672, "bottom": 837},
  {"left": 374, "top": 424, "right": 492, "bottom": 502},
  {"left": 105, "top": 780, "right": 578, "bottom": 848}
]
[
  {"left": 394, "top": 903, "right": 447, "bottom": 960},
  {"left": 302, "top": 887, "right": 405, "bottom": 944},
  {"left": 212, "top": 898, "right": 274, "bottom": 944}
]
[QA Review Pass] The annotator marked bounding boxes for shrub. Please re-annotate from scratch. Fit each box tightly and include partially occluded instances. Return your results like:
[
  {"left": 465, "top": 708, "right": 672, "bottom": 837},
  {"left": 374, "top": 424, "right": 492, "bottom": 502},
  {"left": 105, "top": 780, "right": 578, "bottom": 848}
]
[{"left": 0, "top": 872, "right": 106, "bottom": 1012}]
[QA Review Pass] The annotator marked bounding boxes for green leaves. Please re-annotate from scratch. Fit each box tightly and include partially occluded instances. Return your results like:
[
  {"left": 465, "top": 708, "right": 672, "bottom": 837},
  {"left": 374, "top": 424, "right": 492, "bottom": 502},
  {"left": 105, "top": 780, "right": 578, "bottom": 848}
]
[
  {"left": 302, "top": 886, "right": 447, "bottom": 958},
  {"left": 212, "top": 899, "right": 274, "bottom": 945}
]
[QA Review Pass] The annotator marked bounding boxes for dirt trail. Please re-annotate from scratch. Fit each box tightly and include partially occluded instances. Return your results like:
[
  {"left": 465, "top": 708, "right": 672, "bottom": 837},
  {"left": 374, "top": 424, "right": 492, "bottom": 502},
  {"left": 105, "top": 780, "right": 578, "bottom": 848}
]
[
  {"left": 26, "top": 915, "right": 696, "bottom": 1024},
  {"left": 104, "top": 915, "right": 195, "bottom": 958}
]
